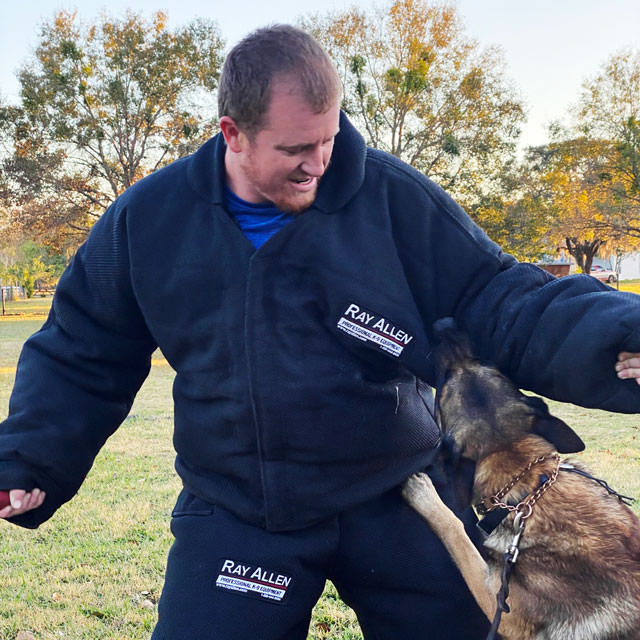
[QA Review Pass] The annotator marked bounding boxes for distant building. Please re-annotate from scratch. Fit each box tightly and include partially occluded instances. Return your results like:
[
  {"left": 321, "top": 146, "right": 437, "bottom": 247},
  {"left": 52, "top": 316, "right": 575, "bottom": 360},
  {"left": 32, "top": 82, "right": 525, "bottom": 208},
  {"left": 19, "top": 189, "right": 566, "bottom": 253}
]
[
  {"left": 535, "top": 250, "right": 572, "bottom": 277},
  {"left": 617, "top": 253, "right": 640, "bottom": 280}
]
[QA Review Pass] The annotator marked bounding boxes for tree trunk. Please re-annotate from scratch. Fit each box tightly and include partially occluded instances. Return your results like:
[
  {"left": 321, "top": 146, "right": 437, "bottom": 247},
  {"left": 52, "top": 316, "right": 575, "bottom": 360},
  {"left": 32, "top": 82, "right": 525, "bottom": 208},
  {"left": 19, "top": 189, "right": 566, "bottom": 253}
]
[{"left": 565, "top": 237, "right": 603, "bottom": 273}]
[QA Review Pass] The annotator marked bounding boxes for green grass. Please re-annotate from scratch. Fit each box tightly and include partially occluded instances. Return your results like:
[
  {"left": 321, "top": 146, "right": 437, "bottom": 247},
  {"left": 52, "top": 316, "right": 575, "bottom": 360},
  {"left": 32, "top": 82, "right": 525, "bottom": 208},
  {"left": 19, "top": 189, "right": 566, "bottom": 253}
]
[
  {"left": 1, "top": 296, "right": 639, "bottom": 639},
  {"left": 1, "top": 295, "right": 52, "bottom": 317},
  {"left": 615, "top": 279, "right": 640, "bottom": 295}
]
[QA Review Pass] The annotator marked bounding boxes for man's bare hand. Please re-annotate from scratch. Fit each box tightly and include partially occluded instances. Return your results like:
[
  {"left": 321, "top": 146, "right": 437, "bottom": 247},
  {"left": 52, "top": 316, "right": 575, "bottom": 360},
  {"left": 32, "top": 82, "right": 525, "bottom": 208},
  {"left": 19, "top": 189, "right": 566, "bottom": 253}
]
[
  {"left": 0, "top": 489, "right": 46, "bottom": 519},
  {"left": 616, "top": 352, "right": 640, "bottom": 385}
]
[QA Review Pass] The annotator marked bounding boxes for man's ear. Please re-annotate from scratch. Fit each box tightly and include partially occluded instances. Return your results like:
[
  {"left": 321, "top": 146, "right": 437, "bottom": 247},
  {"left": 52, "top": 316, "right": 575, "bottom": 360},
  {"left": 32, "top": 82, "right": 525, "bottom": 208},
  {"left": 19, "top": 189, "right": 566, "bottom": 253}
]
[{"left": 219, "top": 116, "right": 246, "bottom": 153}]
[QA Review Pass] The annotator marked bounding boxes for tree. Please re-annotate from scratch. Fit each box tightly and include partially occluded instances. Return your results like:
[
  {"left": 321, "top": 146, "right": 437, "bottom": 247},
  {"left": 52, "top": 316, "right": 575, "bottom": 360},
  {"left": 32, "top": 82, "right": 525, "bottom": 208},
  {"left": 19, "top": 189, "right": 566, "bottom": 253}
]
[
  {"left": 301, "top": 0, "right": 524, "bottom": 203},
  {"left": 522, "top": 137, "right": 636, "bottom": 273},
  {"left": 467, "top": 159, "right": 554, "bottom": 262},
  {"left": 576, "top": 48, "right": 640, "bottom": 238},
  {"left": 1, "top": 10, "right": 223, "bottom": 250},
  {"left": 0, "top": 237, "right": 65, "bottom": 297}
]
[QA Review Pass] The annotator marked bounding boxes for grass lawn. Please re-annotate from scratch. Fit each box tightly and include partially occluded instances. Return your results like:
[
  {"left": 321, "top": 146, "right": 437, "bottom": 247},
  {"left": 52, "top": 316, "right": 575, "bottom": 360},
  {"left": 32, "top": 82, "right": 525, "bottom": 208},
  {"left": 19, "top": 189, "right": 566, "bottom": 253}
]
[
  {"left": 0, "top": 294, "right": 639, "bottom": 639},
  {"left": 612, "top": 278, "right": 640, "bottom": 295}
]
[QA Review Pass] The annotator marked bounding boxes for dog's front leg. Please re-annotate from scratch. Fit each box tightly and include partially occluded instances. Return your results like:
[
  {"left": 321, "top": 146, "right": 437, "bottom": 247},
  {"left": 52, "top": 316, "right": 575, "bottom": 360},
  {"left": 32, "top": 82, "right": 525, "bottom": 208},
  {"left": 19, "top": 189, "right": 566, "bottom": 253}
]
[{"left": 403, "top": 473, "right": 497, "bottom": 622}]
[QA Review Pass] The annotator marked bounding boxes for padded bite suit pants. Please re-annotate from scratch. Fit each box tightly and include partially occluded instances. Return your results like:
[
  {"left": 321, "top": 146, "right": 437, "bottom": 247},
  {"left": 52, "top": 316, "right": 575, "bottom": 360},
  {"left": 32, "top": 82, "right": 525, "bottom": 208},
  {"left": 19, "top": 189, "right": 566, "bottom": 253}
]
[{"left": 151, "top": 486, "right": 489, "bottom": 639}]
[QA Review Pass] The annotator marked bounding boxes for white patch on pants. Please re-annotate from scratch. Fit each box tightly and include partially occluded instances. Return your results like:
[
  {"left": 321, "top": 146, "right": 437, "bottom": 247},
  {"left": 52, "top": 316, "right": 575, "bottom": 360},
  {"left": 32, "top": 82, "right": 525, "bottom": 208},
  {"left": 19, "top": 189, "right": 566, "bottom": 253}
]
[{"left": 216, "top": 558, "right": 292, "bottom": 604}]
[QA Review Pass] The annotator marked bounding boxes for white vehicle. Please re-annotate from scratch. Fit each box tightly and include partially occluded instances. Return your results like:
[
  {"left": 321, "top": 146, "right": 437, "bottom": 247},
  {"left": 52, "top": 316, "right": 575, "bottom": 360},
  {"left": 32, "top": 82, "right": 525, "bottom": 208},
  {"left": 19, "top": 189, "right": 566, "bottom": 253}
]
[{"left": 589, "top": 264, "right": 618, "bottom": 283}]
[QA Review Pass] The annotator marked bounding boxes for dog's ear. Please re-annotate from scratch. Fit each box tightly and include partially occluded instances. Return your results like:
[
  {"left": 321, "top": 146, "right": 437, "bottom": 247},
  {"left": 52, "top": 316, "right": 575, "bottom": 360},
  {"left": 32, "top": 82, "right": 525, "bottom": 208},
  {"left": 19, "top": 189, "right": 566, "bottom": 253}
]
[
  {"left": 431, "top": 434, "right": 477, "bottom": 513},
  {"left": 525, "top": 396, "right": 585, "bottom": 453}
]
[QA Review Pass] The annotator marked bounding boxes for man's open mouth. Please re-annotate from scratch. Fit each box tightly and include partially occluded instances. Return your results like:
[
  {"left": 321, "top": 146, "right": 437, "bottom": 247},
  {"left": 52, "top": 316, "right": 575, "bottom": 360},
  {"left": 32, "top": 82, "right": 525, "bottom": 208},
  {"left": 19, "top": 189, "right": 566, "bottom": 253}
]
[{"left": 289, "top": 176, "right": 318, "bottom": 193}]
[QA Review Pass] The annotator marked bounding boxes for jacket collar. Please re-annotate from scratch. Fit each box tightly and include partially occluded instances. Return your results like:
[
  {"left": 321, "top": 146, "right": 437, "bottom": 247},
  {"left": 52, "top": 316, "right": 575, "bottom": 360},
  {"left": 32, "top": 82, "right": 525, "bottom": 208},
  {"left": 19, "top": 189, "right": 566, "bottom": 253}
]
[
  {"left": 186, "top": 111, "right": 367, "bottom": 213},
  {"left": 313, "top": 111, "right": 366, "bottom": 212}
]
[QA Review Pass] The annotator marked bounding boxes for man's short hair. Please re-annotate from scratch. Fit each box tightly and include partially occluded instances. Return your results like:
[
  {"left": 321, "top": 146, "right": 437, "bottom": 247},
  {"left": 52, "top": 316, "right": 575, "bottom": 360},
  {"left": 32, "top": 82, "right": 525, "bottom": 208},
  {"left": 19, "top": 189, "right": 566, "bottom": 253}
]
[{"left": 218, "top": 25, "right": 341, "bottom": 135}]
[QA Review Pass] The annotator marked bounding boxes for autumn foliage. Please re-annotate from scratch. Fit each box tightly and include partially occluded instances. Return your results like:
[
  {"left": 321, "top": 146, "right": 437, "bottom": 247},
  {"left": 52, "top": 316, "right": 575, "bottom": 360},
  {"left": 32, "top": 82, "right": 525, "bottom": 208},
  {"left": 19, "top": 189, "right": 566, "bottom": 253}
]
[
  {"left": 1, "top": 2, "right": 639, "bottom": 271},
  {"left": 0, "top": 10, "right": 223, "bottom": 250}
]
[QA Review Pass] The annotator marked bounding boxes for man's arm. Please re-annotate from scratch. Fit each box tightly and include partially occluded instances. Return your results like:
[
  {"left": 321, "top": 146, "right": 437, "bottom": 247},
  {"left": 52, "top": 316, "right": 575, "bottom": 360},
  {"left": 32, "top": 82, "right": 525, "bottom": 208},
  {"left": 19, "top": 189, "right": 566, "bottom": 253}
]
[
  {"left": 0, "top": 198, "right": 156, "bottom": 528},
  {"left": 381, "top": 167, "right": 640, "bottom": 411}
]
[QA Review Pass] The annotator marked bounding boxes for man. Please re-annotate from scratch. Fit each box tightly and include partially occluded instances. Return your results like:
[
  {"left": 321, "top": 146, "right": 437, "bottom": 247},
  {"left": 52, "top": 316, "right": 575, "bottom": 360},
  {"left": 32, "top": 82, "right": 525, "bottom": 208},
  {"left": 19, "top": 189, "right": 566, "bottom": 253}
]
[{"left": 1, "top": 25, "right": 640, "bottom": 639}]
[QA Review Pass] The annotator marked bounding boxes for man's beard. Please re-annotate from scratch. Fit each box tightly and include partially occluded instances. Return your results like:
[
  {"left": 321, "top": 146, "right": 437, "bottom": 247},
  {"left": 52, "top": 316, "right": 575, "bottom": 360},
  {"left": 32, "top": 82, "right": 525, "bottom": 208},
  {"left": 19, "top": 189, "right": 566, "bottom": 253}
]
[{"left": 241, "top": 157, "right": 323, "bottom": 214}]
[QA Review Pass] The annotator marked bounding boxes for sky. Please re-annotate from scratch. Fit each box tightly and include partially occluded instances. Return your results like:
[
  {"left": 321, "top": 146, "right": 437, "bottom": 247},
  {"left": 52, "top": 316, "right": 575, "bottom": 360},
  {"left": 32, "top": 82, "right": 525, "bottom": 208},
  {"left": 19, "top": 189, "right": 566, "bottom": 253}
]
[{"left": 1, "top": 0, "right": 639, "bottom": 149}]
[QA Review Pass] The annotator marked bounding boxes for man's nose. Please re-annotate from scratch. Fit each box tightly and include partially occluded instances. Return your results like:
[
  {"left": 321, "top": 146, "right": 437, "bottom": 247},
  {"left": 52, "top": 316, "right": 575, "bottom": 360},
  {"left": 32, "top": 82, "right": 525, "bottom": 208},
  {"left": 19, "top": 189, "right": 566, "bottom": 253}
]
[{"left": 300, "top": 146, "right": 327, "bottom": 177}]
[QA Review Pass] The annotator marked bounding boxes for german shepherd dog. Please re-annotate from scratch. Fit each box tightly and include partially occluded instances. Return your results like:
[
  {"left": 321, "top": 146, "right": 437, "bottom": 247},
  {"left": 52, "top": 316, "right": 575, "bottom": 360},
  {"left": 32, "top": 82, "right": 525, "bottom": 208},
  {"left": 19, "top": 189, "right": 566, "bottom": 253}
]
[{"left": 403, "top": 323, "right": 640, "bottom": 639}]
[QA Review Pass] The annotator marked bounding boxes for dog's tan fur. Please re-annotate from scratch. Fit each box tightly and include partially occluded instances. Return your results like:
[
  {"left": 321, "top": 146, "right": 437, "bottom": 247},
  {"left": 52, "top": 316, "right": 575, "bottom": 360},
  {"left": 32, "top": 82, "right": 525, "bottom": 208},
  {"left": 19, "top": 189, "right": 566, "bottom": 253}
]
[{"left": 403, "top": 336, "right": 640, "bottom": 639}]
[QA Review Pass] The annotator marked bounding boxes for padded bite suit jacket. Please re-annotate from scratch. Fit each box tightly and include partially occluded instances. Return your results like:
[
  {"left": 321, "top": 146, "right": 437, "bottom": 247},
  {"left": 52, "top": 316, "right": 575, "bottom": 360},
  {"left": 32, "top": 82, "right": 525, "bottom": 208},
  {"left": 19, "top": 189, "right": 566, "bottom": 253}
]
[{"left": 2, "top": 113, "right": 640, "bottom": 531}]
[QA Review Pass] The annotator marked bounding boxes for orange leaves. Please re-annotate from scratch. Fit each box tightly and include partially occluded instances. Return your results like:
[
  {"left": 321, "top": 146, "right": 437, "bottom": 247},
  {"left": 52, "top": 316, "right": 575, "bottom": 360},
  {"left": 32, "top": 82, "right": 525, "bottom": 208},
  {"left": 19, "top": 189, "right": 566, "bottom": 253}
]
[
  {"left": 518, "top": 135, "right": 640, "bottom": 265},
  {"left": 3, "top": 9, "right": 223, "bottom": 253},
  {"left": 312, "top": 0, "right": 523, "bottom": 189},
  {"left": 152, "top": 10, "right": 168, "bottom": 35},
  {"left": 52, "top": 9, "right": 79, "bottom": 38}
]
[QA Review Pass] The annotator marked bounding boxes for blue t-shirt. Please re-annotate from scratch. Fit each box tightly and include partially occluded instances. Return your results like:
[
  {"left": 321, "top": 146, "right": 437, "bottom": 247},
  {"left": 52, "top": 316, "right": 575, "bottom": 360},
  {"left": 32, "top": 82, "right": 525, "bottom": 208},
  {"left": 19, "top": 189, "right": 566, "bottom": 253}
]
[{"left": 224, "top": 186, "right": 294, "bottom": 249}]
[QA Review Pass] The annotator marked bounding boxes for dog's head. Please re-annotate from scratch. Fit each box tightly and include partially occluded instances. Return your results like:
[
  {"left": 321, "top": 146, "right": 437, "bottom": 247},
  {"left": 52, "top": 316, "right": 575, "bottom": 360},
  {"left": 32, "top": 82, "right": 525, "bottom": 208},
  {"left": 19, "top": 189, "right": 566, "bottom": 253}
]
[{"left": 432, "top": 318, "right": 584, "bottom": 461}]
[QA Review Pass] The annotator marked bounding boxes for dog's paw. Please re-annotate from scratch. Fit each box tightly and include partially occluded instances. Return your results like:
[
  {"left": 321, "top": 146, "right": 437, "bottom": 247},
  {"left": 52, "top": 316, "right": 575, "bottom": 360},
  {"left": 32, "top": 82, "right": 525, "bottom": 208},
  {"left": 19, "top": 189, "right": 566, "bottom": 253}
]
[{"left": 402, "top": 472, "right": 438, "bottom": 509}]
